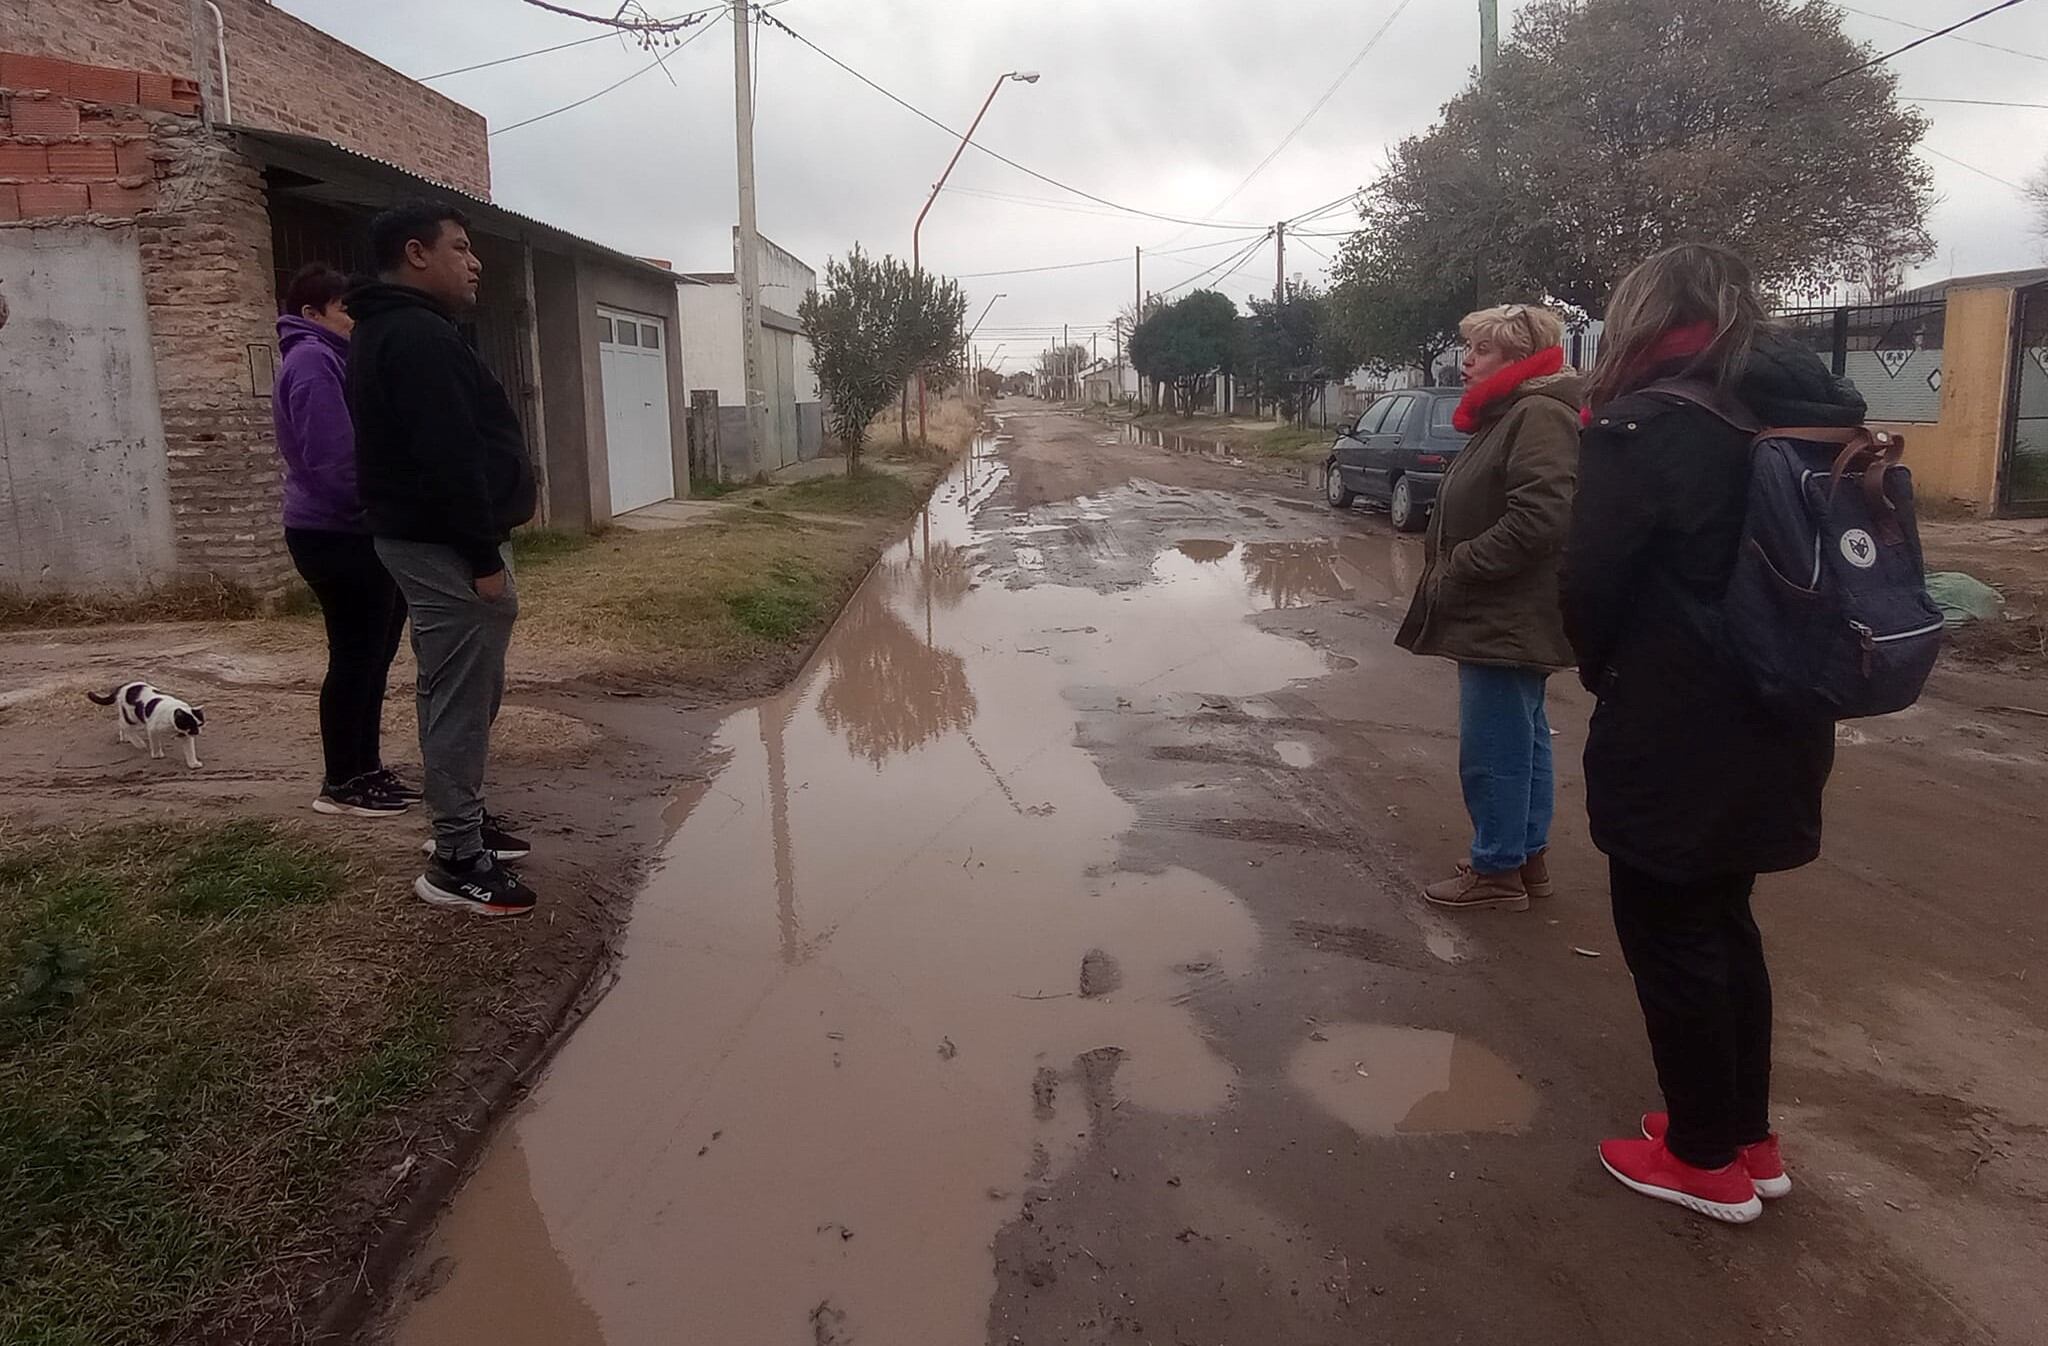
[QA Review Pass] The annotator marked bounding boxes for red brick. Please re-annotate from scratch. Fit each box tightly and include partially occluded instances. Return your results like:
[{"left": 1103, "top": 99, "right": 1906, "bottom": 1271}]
[
  {"left": 0, "top": 53, "right": 78, "bottom": 94},
  {"left": 137, "top": 71, "right": 178, "bottom": 111},
  {"left": 115, "top": 138, "right": 153, "bottom": 177},
  {"left": 88, "top": 179, "right": 157, "bottom": 215},
  {"left": 7, "top": 95, "right": 79, "bottom": 136},
  {"left": 48, "top": 141, "right": 119, "bottom": 177},
  {"left": 0, "top": 185, "right": 18, "bottom": 222},
  {"left": 66, "top": 64, "right": 141, "bottom": 107},
  {"left": 16, "top": 180, "right": 88, "bottom": 216},
  {"left": 0, "top": 140, "right": 48, "bottom": 176}
]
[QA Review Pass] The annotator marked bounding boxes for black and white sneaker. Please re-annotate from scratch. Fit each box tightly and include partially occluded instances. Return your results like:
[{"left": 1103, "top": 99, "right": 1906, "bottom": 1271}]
[
  {"left": 414, "top": 852, "right": 537, "bottom": 917},
  {"left": 364, "top": 768, "right": 424, "bottom": 804},
  {"left": 418, "top": 813, "right": 532, "bottom": 862},
  {"left": 313, "top": 775, "right": 412, "bottom": 818}
]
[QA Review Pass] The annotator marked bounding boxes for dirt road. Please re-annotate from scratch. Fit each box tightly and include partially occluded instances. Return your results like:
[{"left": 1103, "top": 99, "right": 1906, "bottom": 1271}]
[{"left": 384, "top": 403, "right": 2048, "bottom": 1346}]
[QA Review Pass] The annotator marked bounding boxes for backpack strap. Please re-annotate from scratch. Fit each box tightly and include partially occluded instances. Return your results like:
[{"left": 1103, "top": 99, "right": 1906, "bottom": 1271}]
[
  {"left": 1639, "top": 377, "right": 1762, "bottom": 434},
  {"left": 1759, "top": 426, "right": 1908, "bottom": 539}
]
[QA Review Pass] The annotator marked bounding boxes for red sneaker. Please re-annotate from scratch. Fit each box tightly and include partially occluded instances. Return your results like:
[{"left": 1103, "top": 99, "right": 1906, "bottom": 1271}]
[
  {"left": 1642, "top": 1112, "right": 1792, "bottom": 1199},
  {"left": 1599, "top": 1136, "right": 1764, "bottom": 1224}
]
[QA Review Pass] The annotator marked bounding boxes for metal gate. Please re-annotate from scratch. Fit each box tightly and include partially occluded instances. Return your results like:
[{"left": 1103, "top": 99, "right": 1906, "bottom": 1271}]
[{"left": 2002, "top": 283, "right": 2048, "bottom": 516}]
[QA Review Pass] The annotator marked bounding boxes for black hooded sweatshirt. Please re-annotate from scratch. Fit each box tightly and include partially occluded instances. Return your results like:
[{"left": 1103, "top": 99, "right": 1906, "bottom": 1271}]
[
  {"left": 345, "top": 282, "right": 536, "bottom": 577},
  {"left": 1562, "top": 331, "right": 1867, "bottom": 882}
]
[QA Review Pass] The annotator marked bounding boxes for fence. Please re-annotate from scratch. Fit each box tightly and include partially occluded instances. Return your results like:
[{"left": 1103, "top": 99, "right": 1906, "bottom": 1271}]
[{"left": 1773, "top": 299, "right": 1946, "bottom": 423}]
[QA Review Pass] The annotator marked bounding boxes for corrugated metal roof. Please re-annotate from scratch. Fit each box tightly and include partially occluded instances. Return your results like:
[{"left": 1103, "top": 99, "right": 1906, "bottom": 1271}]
[{"left": 229, "top": 125, "right": 677, "bottom": 282}]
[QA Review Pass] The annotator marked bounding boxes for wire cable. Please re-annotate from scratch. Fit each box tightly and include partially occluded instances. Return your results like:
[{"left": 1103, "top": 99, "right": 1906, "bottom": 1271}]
[
  {"left": 420, "top": 4, "right": 721, "bottom": 80},
  {"left": 1923, "top": 145, "right": 2027, "bottom": 191},
  {"left": 1159, "top": 232, "right": 1275, "bottom": 297},
  {"left": 1838, "top": 2, "right": 2047, "bottom": 63},
  {"left": 517, "top": 0, "right": 699, "bottom": 34},
  {"left": 953, "top": 233, "right": 1269, "bottom": 280},
  {"left": 491, "top": 11, "right": 722, "bottom": 136},
  {"left": 1906, "top": 95, "right": 2048, "bottom": 108},
  {"left": 1812, "top": 0, "right": 2036, "bottom": 93},
  {"left": 758, "top": 13, "right": 1267, "bottom": 231}
]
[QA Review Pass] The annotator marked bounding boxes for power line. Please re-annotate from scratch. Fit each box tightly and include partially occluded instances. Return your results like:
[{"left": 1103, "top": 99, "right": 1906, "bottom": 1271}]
[
  {"left": 420, "top": 4, "right": 721, "bottom": 80},
  {"left": 1924, "top": 145, "right": 2027, "bottom": 191},
  {"left": 517, "top": 0, "right": 700, "bottom": 35},
  {"left": 1907, "top": 95, "right": 2048, "bottom": 108},
  {"left": 491, "top": 10, "right": 722, "bottom": 136},
  {"left": 953, "top": 233, "right": 1269, "bottom": 279},
  {"left": 1813, "top": 0, "right": 2037, "bottom": 93},
  {"left": 1839, "top": 3, "right": 2048, "bottom": 63},
  {"left": 758, "top": 13, "right": 1264, "bottom": 231},
  {"left": 1160, "top": 231, "right": 1275, "bottom": 296}
]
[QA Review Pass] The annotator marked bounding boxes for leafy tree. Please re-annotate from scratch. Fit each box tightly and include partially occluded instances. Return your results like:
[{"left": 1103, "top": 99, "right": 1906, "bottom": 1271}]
[
  {"left": 1129, "top": 290, "right": 1241, "bottom": 410},
  {"left": 975, "top": 367, "right": 1004, "bottom": 397},
  {"left": 1329, "top": 220, "right": 1472, "bottom": 385},
  {"left": 1241, "top": 284, "right": 1361, "bottom": 422},
  {"left": 800, "top": 247, "right": 965, "bottom": 471},
  {"left": 1036, "top": 344, "right": 1090, "bottom": 399},
  {"left": 1369, "top": 0, "right": 1932, "bottom": 314}
]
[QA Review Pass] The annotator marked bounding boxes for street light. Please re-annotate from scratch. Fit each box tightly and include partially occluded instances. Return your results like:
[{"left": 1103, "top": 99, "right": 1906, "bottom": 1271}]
[{"left": 914, "top": 72, "right": 1039, "bottom": 442}]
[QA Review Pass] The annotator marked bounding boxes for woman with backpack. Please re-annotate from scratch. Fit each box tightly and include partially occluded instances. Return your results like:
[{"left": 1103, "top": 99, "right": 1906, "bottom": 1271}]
[
  {"left": 1563, "top": 244, "right": 1868, "bottom": 1224},
  {"left": 1396, "top": 304, "right": 1582, "bottom": 913}
]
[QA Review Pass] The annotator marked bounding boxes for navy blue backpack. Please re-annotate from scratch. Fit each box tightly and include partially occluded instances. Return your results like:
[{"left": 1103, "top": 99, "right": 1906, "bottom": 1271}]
[{"left": 1652, "top": 380, "right": 1943, "bottom": 721}]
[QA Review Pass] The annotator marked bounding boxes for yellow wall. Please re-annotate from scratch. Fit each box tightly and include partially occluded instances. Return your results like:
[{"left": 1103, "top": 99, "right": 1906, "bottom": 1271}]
[{"left": 1886, "top": 285, "right": 2015, "bottom": 508}]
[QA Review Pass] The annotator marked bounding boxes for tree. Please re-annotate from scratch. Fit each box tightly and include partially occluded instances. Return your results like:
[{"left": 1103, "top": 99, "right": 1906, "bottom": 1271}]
[
  {"left": 975, "top": 367, "right": 1004, "bottom": 397},
  {"left": 1329, "top": 223, "right": 1472, "bottom": 385},
  {"left": 1129, "top": 290, "right": 1241, "bottom": 410},
  {"left": 1369, "top": 0, "right": 1933, "bottom": 314},
  {"left": 800, "top": 246, "right": 965, "bottom": 471},
  {"left": 1240, "top": 284, "right": 1361, "bottom": 422},
  {"left": 1035, "top": 344, "right": 1089, "bottom": 399}
]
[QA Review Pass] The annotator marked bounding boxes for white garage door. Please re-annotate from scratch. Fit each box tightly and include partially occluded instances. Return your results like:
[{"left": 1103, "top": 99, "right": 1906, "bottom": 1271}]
[{"left": 598, "top": 307, "right": 675, "bottom": 515}]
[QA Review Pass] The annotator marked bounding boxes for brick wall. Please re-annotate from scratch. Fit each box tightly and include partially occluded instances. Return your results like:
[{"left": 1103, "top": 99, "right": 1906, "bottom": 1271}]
[
  {"left": 0, "top": 0, "right": 489, "bottom": 197},
  {"left": 3, "top": 63, "right": 291, "bottom": 591}
]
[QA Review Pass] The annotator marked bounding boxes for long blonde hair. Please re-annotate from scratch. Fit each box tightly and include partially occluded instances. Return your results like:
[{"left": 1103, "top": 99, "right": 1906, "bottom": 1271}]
[{"left": 1585, "top": 244, "right": 1765, "bottom": 409}]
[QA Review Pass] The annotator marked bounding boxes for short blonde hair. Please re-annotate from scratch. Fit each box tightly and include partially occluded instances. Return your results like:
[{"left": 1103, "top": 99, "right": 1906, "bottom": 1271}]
[{"left": 1459, "top": 304, "right": 1566, "bottom": 361}]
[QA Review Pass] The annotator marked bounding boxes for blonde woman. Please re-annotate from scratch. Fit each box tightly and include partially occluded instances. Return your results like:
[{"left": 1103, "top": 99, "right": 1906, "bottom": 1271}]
[{"left": 1396, "top": 304, "right": 1581, "bottom": 911}]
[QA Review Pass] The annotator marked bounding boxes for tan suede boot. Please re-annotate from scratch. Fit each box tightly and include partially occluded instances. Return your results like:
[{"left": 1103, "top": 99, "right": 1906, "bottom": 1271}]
[
  {"left": 1521, "top": 850, "right": 1554, "bottom": 899},
  {"left": 1423, "top": 862, "right": 1530, "bottom": 912}
]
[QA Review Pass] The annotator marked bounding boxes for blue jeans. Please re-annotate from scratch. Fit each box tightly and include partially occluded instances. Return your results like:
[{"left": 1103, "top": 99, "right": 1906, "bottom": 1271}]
[{"left": 1457, "top": 663, "right": 1553, "bottom": 875}]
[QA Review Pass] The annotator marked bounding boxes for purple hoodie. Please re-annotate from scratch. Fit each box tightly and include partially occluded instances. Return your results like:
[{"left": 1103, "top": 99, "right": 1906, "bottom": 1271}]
[{"left": 273, "top": 315, "right": 362, "bottom": 532}]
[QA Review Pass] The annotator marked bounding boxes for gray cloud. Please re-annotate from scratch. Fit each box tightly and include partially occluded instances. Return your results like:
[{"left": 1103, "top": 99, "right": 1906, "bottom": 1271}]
[{"left": 287, "top": 0, "right": 2048, "bottom": 370}]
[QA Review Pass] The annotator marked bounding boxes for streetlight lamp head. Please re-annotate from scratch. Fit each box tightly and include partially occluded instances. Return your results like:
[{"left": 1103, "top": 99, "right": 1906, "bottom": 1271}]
[{"left": 1011, "top": 70, "right": 1041, "bottom": 83}]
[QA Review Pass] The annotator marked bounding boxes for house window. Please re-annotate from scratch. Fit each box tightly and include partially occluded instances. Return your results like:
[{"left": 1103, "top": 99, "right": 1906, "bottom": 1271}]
[
  {"left": 614, "top": 322, "right": 637, "bottom": 347},
  {"left": 598, "top": 316, "right": 614, "bottom": 342},
  {"left": 640, "top": 323, "right": 661, "bottom": 349}
]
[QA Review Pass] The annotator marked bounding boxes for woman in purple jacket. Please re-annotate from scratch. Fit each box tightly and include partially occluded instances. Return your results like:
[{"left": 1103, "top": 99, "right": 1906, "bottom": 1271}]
[{"left": 276, "top": 263, "right": 416, "bottom": 817}]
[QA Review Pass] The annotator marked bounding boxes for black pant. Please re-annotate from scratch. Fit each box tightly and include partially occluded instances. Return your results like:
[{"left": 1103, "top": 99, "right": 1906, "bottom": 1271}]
[
  {"left": 286, "top": 528, "right": 408, "bottom": 787},
  {"left": 1609, "top": 858, "right": 1772, "bottom": 1170}
]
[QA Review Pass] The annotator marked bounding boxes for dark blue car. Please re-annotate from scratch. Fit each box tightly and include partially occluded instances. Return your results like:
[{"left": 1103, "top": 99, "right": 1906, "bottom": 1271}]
[{"left": 1323, "top": 386, "right": 1469, "bottom": 532}]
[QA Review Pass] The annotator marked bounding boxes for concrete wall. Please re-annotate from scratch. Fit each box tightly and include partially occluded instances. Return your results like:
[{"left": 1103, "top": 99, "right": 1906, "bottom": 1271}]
[
  {"left": 531, "top": 247, "right": 592, "bottom": 530},
  {"left": 0, "top": 225, "right": 175, "bottom": 590},
  {"left": 0, "top": 1, "right": 490, "bottom": 196},
  {"left": 678, "top": 280, "right": 744, "bottom": 401},
  {"left": 1879, "top": 285, "right": 2015, "bottom": 509}
]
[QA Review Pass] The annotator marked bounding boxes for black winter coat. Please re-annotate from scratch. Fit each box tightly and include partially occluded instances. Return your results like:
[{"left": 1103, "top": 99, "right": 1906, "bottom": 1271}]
[
  {"left": 1562, "top": 333, "right": 1867, "bottom": 882},
  {"left": 345, "top": 283, "right": 536, "bottom": 577}
]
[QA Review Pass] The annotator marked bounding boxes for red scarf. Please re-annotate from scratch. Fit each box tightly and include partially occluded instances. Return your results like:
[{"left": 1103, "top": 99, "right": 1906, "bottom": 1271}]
[
  {"left": 1453, "top": 345, "right": 1565, "bottom": 433},
  {"left": 1578, "top": 320, "right": 1717, "bottom": 427}
]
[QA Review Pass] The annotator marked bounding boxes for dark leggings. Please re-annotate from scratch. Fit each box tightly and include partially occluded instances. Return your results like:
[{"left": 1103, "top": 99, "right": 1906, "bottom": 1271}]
[
  {"left": 286, "top": 528, "right": 408, "bottom": 787},
  {"left": 1609, "top": 858, "right": 1772, "bottom": 1170}
]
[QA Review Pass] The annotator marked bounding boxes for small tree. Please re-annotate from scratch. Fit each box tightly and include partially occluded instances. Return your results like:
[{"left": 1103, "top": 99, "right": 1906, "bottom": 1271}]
[
  {"left": 975, "top": 367, "right": 1003, "bottom": 397},
  {"left": 801, "top": 247, "right": 966, "bottom": 472},
  {"left": 1130, "top": 290, "right": 1241, "bottom": 410},
  {"left": 1241, "top": 284, "right": 1359, "bottom": 422}
]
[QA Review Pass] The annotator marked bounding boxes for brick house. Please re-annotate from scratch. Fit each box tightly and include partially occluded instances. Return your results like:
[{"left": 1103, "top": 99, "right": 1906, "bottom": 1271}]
[{"left": 0, "top": 0, "right": 691, "bottom": 596}]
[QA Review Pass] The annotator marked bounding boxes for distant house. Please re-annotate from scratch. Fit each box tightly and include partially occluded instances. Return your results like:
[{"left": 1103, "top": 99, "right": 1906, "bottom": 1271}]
[
  {"left": 676, "top": 232, "right": 824, "bottom": 479},
  {"left": 0, "top": 0, "right": 690, "bottom": 595}
]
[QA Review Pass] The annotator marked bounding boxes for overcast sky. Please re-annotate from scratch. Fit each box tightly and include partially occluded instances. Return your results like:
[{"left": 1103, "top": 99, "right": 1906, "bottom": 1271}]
[{"left": 282, "top": 0, "right": 2047, "bottom": 371}]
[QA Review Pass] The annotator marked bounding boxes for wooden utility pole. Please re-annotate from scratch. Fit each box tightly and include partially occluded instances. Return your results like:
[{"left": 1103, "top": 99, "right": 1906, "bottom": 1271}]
[
  {"left": 1275, "top": 220, "right": 1286, "bottom": 304},
  {"left": 1476, "top": 0, "right": 1500, "bottom": 307},
  {"left": 1134, "top": 246, "right": 1142, "bottom": 323},
  {"left": 733, "top": 0, "right": 769, "bottom": 476}
]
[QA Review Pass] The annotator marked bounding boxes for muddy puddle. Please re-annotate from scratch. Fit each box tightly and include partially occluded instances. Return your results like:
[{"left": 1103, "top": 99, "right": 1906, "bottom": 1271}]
[
  {"left": 395, "top": 425, "right": 1349, "bottom": 1346},
  {"left": 1288, "top": 1023, "right": 1537, "bottom": 1136},
  {"left": 1119, "top": 422, "right": 1244, "bottom": 462},
  {"left": 1170, "top": 535, "right": 1422, "bottom": 610}
]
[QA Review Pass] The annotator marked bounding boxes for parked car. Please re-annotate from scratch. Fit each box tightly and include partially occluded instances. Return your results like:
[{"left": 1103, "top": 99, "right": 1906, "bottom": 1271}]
[{"left": 1323, "top": 387, "right": 1469, "bottom": 532}]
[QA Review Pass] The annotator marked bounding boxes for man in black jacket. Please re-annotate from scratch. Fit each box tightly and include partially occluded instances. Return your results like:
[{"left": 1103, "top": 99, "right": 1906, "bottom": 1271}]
[{"left": 348, "top": 201, "right": 538, "bottom": 916}]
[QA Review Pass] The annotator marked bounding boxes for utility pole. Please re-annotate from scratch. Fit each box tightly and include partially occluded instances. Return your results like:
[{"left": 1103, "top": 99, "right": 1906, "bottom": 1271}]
[
  {"left": 732, "top": 0, "right": 769, "bottom": 477},
  {"left": 1275, "top": 220, "right": 1287, "bottom": 305},
  {"left": 1062, "top": 322, "right": 1068, "bottom": 399},
  {"left": 1134, "top": 246, "right": 1142, "bottom": 323},
  {"left": 1476, "top": 0, "right": 1500, "bottom": 307}
]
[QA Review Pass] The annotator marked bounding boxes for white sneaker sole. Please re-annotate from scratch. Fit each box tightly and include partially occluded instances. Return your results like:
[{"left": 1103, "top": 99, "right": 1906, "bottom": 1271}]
[
  {"left": 419, "top": 838, "right": 531, "bottom": 861},
  {"left": 1600, "top": 1153, "right": 1764, "bottom": 1224},
  {"left": 413, "top": 875, "right": 534, "bottom": 917},
  {"left": 1639, "top": 1120, "right": 1793, "bottom": 1198},
  {"left": 313, "top": 797, "right": 410, "bottom": 818}
]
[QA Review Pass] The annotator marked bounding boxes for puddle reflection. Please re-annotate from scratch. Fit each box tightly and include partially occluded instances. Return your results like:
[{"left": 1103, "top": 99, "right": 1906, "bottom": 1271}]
[{"left": 1168, "top": 535, "right": 1422, "bottom": 610}]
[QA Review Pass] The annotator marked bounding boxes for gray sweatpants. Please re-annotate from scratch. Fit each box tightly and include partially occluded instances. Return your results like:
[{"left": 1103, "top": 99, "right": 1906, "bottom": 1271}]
[{"left": 373, "top": 537, "right": 517, "bottom": 861}]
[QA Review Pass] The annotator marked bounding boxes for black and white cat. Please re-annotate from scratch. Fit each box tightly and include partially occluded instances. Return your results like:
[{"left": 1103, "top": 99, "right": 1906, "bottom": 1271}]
[{"left": 87, "top": 681, "right": 206, "bottom": 769}]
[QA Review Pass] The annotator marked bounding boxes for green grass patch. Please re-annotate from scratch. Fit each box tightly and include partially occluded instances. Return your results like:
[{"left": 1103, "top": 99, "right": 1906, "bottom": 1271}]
[
  {"left": 0, "top": 821, "right": 444, "bottom": 1344},
  {"left": 690, "top": 476, "right": 748, "bottom": 499},
  {"left": 509, "top": 527, "right": 601, "bottom": 567},
  {"left": 767, "top": 469, "right": 923, "bottom": 518},
  {"left": 1248, "top": 425, "right": 1335, "bottom": 462},
  {"left": 722, "top": 556, "right": 829, "bottom": 640}
]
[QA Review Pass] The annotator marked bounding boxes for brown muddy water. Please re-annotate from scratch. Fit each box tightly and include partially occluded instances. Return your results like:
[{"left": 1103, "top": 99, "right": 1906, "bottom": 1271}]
[{"left": 392, "top": 429, "right": 1432, "bottom": 1346}]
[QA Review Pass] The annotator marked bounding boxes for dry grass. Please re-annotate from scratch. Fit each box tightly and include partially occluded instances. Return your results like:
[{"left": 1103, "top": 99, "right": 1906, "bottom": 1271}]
[
  {"left": 863, "top": 394, "right": 984, "bottom": 462},
  {"left": 0, "top": 577, "right": 264, "bottom": 631},
  {"left": 0, "top": 820, "right": 447, "bottom": 1344}
]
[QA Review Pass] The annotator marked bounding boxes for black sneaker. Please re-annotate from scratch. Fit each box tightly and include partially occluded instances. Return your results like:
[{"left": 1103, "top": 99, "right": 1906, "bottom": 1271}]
[
  {"left": 365, "top": 768, "right": 424, "bottom": 804},
  {"left": 414, "top": 852, "right": 537, "bottom": 917},
  {"left": 313, "top": 775, "right": 412, "bottom": 818},
  {"left": 418, "top": 814, "right": 532, "bottom": 862}
]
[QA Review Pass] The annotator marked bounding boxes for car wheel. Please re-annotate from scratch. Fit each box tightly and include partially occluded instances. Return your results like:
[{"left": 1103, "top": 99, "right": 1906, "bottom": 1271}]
[
  {"left": 1326, "top": 462, "right": 1357, "bottom": 509},
  {"left": 1390, "top": 475, "right": 1427, "bottom": 532}
]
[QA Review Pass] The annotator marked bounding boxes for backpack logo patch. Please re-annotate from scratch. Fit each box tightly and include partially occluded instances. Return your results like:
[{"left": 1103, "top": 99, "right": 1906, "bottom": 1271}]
[{"left": 1841, "top": 529, "right": 1878, "bottom": 569}]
